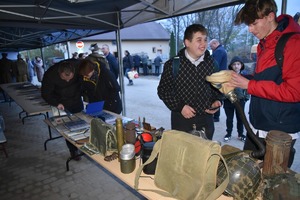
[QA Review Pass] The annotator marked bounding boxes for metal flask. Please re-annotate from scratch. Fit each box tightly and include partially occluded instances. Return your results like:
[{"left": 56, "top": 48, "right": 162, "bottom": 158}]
[{"left": 120, "top": 144, "right": 136, "bottom": 174}]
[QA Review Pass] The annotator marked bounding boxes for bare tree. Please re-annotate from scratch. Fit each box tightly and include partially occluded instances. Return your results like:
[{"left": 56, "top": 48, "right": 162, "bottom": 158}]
[
  {"left": 159, "top": 5, "right": 259, "bottom": 60},
  {"left": 195, "top": 5, "right": 242, "bottom": 49}
]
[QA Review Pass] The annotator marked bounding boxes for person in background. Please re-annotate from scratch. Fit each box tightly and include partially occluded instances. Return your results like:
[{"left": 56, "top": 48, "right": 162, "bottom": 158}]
[
  {"left": 157, "top": 24, "right": 222, "bottom": 140},
  {"left": 78, "top": 53, "right": 87, "bottom": 60},
  {"left": 34, "top": 56, "right": 44, "bottom": 82},
  {"left": 209, "top": 39, "right": 228, "bottom": 122},
  {"left": 87, "top": 43, "right": 109, "bottom": 70},
  {"left": 229, "top": 0, "right": 300, "bottom": 167},
  {"left": 71, "top": 52, "right": 78, "bottom": 59},
  {"left": 15, "top": 54, "right": 28, "bottom": 82},
  {"left": 101, "top": 44, "right": 119, "bottom": 79},
  {"left": 141, "top": 53, "right": 149, "bottom": 76},
  {"left": 123, "top": 50, "right": 134, "bottom": 86},
  {"left": 0, "top": 53, "right": 13, "bottom": 84},
  {"left": 0, "top": 53, "right": 13, "bottom": 101},
  {"left": 41, "top": 60, "right": 83, "bottom": 161},
  {"left": 209, "top": 39, "right": 227, "bottom": 71},
  {"left": 154, "top": 55, "right": 163, "bottom": 76},
  {"left": 223, "top": 56, "right": 248, "bottom": 142},
  {"left": 78, "top": 59, "right": 122, "bottom": 114},
  {"left": 133, "top": 54, "right": 142, "bottom": 74},
  {"left": 25, "top": 56, "right": 34, "bottom": 83},
  {"left": 294, "top": 12, "right": 300, "bottom": 25}
]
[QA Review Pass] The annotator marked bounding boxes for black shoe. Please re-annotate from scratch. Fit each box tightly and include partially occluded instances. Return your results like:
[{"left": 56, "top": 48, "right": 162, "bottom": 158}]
[{"left": 238, "top": 135, "right": 246, "bottom": 142}]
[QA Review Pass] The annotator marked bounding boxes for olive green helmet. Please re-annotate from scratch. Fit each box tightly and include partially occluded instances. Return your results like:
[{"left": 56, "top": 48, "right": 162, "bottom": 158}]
[{"left": 217, "top": 151, "right": 262, "bottom": 200}]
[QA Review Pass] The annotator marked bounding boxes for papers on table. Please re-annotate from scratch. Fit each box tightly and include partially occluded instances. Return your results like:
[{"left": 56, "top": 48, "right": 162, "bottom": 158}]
[
  {"left": 49, "top": 114, "right": 90, "bottom": 141},
  {"left": 64, "top": 119, "right": 89, "bottom": 131},
  {"left": 64, "top": 128, "right": 90, "bottom": 141}
]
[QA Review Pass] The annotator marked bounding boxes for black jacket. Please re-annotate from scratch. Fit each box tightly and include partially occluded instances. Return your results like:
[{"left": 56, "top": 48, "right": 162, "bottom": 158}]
[
  {"left": 158, "top": 48, "right": 221, "bottom": 115},
  {"left": 81, "top": 61, "right": 122, "bottom": 114},
  {"left": 41, "top": 60, "right": 83, "bottom": 113}
]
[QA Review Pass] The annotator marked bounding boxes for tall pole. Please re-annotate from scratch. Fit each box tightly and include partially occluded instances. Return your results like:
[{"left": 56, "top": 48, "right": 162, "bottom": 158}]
[
  {"left": 281, "top": 0, "right": 287, "bottom": 14},
  {"left": 116, "top": 12, "right": 126, "bottom": 115}
]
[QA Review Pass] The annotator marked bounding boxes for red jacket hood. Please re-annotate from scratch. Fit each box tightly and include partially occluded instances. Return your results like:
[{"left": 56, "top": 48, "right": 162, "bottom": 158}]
[{"left": 257, "top": 14, "right": 300, "bottom": 63}]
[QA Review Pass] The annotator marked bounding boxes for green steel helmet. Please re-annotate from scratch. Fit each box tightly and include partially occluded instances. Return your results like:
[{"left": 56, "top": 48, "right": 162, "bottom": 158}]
[
  {"left": 217, "top": 151, "right": 262, "bottom": 200},
  {"left": 263, "top": 173, "right": 300, "bottom": 200}
]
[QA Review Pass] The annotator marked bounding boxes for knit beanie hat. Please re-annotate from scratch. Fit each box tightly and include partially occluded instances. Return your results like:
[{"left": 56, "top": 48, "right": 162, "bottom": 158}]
[{"left": 228, "top": 56, "right": 245, "bottom": 71}]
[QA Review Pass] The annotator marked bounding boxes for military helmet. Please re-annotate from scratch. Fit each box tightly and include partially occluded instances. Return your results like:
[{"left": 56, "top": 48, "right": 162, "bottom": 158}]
[
  {"left": 217, "top": 151, "right": 262, "bottom": 200},
  {"left": 263, "top": 173, "right": 300, "bottom": 200}
]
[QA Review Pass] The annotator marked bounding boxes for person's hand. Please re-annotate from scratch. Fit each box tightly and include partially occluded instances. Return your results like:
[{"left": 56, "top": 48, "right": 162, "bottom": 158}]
[
  {"left": 205, "top": 100, "right": 222, "bottom": 114},
  {"left": 57, "top": 103, "right": 65, "bottom": 111},
  {"left": 228, "top": 72, "right": 249, "bottom": 90},
  {"left": 181, "top": 105, "right": 196, "bottom": 119}
]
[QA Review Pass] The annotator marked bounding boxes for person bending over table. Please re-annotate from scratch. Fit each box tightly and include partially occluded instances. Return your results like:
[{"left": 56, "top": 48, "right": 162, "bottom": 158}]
[
  {"left": 78, "top": 59, "right": 122, "bottom": 114},
  {"left": 41, "top": 60, "right": 84, "bottom": 161}
]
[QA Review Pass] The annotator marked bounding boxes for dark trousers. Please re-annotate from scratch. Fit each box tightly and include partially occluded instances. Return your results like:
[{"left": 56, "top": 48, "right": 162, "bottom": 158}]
[
  {"left": 134, "top": 65, "right": 140, "bottom": 73},
  {"left": 243, "top": 132, "right": 296, "bottom": 168},
  {"left": 223, "top": 99, "right": 246, "bottom": 136},
  {"left": 142, "top": 64, "right": 148, "bottom": 75},
  {"left": 155, "top": 66, "right": 160, "bottom": 75},
  {"left": 213, "top": 109, "right": 220, "bottom": 120},
  {"left": 213, "top": 100, "right": 223, "bottom": 120},
  {"left": 171, "top": 111, "right": 215, "bottom": 140},
  {"left": 66, "top": 139, "right": 77, "bottom": 153}
]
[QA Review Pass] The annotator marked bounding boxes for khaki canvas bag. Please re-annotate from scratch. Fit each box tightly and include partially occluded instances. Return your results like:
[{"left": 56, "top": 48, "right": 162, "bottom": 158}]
[
  {"left": 134, "top": 130, "right": 229, "bottom": 200},
  {"left": 89, "top": 118, "right": 117, "bottom": 156}
]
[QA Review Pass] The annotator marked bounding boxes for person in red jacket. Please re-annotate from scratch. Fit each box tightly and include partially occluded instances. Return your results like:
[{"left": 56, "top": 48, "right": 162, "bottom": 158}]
[{"left": 229, "top": 0, "right": 300, "bottom": 167}]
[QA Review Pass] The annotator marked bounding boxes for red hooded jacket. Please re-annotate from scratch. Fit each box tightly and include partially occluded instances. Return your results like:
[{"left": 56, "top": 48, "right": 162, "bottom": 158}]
[{"left": 248, "top": 14, "right": 300, "bottom": 133}]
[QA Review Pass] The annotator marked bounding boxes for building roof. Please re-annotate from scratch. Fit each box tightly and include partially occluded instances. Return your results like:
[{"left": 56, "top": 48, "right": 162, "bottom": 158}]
[{"left": 82, "top": 22, "right": 170, "bottom": 41}]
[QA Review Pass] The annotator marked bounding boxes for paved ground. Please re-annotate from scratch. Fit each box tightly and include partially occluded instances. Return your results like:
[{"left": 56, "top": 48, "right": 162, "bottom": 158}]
[{"left": 0, "top": 75, "right": 299, "bottom": 200}]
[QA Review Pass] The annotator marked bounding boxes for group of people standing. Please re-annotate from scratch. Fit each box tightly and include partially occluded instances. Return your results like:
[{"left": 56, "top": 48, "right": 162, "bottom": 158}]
[
  {"left": 158, "top": 0, "right": 300, "bottom": 168},
  {"left": 123, "top": 51, "right": 163, "bottom": 86},
  {"left": 41, "top": 44, "right": 122, "bottom": 160},
  {"left": 0, "top": 53, "right": 44, "bottom": 85}
]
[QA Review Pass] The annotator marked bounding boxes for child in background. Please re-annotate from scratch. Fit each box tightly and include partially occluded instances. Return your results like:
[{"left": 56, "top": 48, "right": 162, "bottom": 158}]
[{"left": 223, "top": 56, "right": 249, "bottom": 142}]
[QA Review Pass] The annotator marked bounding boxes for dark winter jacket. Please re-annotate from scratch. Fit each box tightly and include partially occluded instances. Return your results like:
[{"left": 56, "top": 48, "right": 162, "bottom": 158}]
[
  {"left": 81, "top": 61, "right": 122, "bottom": 114},
  {"left": 212, "top": 45, "right": 227, "bottom": 71},
  {"left": 228, "top": 56, "right": 249, "bottom": 101},
  {"left": 123, "top": 54, "right": 133, "bottom": 70},
  {"left": 105, "top": 52, "right": 119, "bottom": 79},
  {"left": 41, "top": 60, "right": 83, "bottom": 113}
]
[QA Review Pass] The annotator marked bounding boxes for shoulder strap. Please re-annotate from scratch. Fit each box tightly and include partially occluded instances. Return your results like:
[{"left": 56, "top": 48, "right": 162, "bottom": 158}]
[
  {"left": 134, "top": 139, "right": 162, "bottom": 190},
  {"left": 275, "top": 32, "right": 299, "bottom": 69},
  {"left": 172, "top": 56, "right": 180, "bottom": 78}
]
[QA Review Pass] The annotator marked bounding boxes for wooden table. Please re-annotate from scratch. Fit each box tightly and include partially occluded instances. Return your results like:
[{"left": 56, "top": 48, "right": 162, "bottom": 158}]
[{"left": 44, "top": 112, "right": 233, "bottom": 200}]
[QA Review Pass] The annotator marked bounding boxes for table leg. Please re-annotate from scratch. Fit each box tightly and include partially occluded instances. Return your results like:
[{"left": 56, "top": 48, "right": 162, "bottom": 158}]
[
  {"left": 44, "top": 112, "right": 63, "bottom": 151},
  {"left": 44, "top": 125, "right": 63, "bottom": 151},
  {"left": 22, "top": 113, "right": 46, "bottom": 124}
]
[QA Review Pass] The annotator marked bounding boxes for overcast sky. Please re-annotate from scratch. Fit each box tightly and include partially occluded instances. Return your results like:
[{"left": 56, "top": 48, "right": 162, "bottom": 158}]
[{"left": 276, "top": 0, "right": 299, "bottom": 16}]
